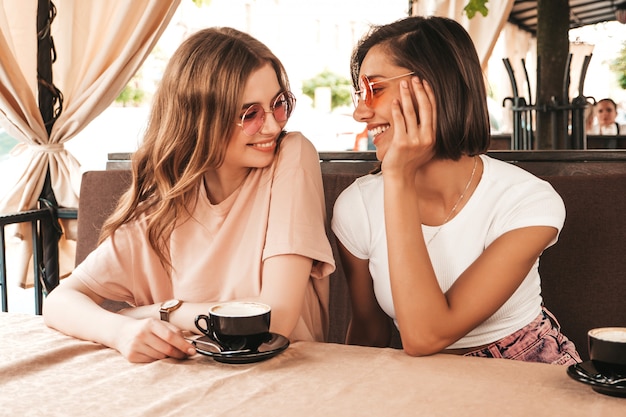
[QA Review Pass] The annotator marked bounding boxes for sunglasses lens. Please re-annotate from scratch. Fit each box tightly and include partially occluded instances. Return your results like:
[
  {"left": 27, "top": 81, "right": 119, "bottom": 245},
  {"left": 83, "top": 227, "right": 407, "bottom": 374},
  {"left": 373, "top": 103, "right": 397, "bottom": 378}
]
[
  {"left": 352, "top": 76, "right": 371, "bottom": 107},
  {"left": 273, "top": 92, "right": 294, "bottom": 123},
  {"left": 240, "top": 92, "right": 295, "bottom": 136},
  {"left": 351, "top": 90, "right": 360, "bottom": 107},
  {"left": 360, "top": 76, "right": 371, "bottom": 106},
  {"left": 241, "top": 104, "right": 265, "bottom": 136}
]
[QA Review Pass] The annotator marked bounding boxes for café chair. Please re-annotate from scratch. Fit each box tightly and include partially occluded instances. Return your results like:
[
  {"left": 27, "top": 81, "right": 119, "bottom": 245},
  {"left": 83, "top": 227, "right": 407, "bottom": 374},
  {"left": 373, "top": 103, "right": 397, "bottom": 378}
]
[
  {"left": 538, "top": 173, "right": 626, "bottom": 361},
  {"left": 320, "top": 163, "right": 402, "bottom": 347},
  {"left": 74, "top": 170, "right": 131, "bottom": 266},
  {"left": 0, "top": 201, "right": 77, "bottom": 314},
  {"left": 74, "top": 170, "right": 131, "bottom": 312},
  {"left": 0, "top": 208, "right": 50, "bottom": 313},
  {"left": 72, "top": 166, "right": 626, "bottom": 358}
]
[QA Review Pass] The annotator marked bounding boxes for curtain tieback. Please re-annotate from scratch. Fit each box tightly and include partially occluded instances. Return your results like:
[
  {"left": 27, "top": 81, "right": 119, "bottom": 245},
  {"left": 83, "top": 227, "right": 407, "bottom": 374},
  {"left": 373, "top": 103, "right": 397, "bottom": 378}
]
[{"left": 30, "top": 143, "right": 65, "bottom": 153}]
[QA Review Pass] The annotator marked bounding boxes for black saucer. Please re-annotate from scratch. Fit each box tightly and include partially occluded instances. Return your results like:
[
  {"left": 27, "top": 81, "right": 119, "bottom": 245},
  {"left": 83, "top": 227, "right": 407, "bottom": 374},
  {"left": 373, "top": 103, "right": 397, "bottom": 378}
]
[
  {"left": 567, "top": 361, "right": 626, "bottom": 398},
  {"left": 192, "top": 333, "right": 289, "bottom": 364}
]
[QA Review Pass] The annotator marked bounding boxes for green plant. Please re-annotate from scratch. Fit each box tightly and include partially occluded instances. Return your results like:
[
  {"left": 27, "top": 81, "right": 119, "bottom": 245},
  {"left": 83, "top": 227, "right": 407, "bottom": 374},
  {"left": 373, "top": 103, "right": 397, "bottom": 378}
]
[
  {"left": 464, "top": 0, "right": 489, "bottom": 18},
  {"left": 192, "top": 0, "right": 211, "bottom": 7},
  {"left": 301, "top": 69, "right": 352, "bottom": 110},
  {"left": 610, "top": 41, "right": 626, "bottom": 90},
  {"left": 115, "top": 80, "right": 146, "bottom": 107}
]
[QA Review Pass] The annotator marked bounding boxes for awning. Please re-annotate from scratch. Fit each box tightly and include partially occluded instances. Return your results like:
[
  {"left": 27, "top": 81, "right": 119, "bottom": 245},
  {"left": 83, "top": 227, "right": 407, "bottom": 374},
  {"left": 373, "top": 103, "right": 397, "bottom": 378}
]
[{"left": 508, "top": 0, "right": 624, "bottom": 34}]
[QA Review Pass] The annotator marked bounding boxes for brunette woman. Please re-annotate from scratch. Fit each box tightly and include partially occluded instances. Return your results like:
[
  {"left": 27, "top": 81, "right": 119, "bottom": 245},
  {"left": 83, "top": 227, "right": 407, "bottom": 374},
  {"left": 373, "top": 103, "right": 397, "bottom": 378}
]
[{"left": 332, "top": 16, "right": 580, "bottom": 364}]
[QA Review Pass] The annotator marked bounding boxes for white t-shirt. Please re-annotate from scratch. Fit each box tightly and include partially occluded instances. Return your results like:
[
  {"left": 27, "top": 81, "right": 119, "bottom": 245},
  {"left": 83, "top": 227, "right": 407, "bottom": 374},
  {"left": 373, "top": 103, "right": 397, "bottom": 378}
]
[
  {"left": 331, "top": 155, "right": 565, "bottom": 349},
  {"left": 588, "top": 122, "right": 625, "bottom": 135}
]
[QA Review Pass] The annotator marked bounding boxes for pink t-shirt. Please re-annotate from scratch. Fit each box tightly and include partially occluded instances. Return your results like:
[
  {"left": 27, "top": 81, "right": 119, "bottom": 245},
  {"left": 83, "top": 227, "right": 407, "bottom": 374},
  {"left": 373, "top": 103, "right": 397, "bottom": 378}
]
[{"left": 73, "top": 132, "right": 335, "bottom": 342}]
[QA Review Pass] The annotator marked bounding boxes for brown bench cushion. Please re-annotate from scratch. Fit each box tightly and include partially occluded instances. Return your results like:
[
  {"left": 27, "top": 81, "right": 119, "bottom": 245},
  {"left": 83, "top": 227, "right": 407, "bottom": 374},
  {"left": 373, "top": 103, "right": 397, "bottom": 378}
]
[
  {"left": 539, "top": 174, "right": 626, "bottom": 361},
  {"left": 76, "top": 169, "right": 626, "bottom": 357},
  {"left": 75, "top": 170, "right": 132, "bottom": 265},
  {"left": 76, "top": 169, "right": 371, "bottom": 343}
]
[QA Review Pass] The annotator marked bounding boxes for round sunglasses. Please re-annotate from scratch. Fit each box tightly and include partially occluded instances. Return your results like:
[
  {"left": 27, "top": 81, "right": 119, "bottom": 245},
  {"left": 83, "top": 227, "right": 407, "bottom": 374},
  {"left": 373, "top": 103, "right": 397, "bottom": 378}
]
[
  {"left": 351, "top": 72, "right": 415, "bottom": 107},
  {"left": 237, "top": 91, "right": 296, "bottom": 136}
]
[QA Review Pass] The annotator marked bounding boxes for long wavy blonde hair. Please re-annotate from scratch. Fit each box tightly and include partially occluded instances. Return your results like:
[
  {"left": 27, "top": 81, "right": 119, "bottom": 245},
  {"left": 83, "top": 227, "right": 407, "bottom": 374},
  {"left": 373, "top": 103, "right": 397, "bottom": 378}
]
[{"left": 99, "top": 27, "right": 290, "bottom": 269}]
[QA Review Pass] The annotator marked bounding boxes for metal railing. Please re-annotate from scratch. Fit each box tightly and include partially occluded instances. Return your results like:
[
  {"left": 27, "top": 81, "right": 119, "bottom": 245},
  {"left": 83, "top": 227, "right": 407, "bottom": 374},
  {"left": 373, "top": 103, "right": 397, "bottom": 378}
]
[
  {"left": 503, "top": 53, "right": 594, "bottom": 150},
  {"left": 0, "top": 205, "right": 76, "bottom": 314}
]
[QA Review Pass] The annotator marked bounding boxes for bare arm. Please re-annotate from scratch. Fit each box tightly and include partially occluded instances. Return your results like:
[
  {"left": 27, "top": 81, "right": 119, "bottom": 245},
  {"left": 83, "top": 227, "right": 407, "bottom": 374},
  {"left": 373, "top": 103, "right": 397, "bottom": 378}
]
[
  {"left": 43, "top": 278, "right": 196, "bottom": 363},
  {"left": 256, "top": 253, "right": 313, "bottom": 337},
  {"left": 107, "top": 254, "right": 313, "bottom": 340},
  {"left": 337, "top": 241, "right": 392, "bottom": 347},
  {"left": 386, "top": 204, "right": 556, "bottom": 355},
  {"left": 382, "top": 76, "right": 558, "bottom": 356}
]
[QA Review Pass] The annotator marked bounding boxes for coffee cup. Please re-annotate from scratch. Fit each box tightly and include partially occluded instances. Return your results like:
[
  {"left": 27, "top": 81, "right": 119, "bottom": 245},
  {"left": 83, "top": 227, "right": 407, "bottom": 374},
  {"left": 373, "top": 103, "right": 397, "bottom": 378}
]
[
  {"left": 588, "top": 327, "right": 626, "bottom": 375},
  {"left": 194, "top": 301, "right": 271, "bottom": 352}
]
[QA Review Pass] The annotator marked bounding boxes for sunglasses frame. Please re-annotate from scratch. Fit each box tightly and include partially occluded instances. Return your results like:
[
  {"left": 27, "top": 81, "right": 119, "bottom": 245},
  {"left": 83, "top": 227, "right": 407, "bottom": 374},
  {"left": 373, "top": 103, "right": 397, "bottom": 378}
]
[
  {"left": 237, "top": 91, "right": 296, "bottom": 136},
  {"left": 352, "top": 72, "right": 415, "bottom": 107}
]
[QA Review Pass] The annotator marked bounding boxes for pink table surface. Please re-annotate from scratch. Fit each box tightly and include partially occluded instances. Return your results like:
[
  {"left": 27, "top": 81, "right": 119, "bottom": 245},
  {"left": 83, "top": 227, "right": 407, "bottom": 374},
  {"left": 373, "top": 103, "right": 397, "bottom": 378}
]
[{"left": 0, "top": 312, "right": 622, "bottom": 416}]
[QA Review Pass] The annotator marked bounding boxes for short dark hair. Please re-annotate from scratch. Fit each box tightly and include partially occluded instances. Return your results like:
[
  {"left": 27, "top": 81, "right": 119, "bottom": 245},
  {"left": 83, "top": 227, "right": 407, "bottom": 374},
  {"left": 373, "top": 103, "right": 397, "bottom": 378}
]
[
  {"left": 597, "top": 98, "right": 617, "bottom": 110},
  {"left": 351, "top": 16, "right": 490, "bottom": 160}
]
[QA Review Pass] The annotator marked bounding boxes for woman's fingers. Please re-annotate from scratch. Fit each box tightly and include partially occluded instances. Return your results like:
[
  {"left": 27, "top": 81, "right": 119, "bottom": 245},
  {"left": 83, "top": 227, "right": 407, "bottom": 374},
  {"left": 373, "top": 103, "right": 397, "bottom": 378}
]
[
  {"left": 399, "top": 79, "right": 418, "bottom": 138},
  {"left": 385, "top": 75, "right": 437, "bottom": 173},
  {"left": 415, "top": 77, "right": 436, "bottom": 137},
  {"left": 119, "top": 319, "right": 196, "bottom": 363},
  {"left": 151, "top": 320, "right": 197, "bottom": 358},
  {"left": 391, "top": 98, "right": 407, "bottom": 139},
  {"left": 393, "top": 76, "right": 435, "bottom": 146}
]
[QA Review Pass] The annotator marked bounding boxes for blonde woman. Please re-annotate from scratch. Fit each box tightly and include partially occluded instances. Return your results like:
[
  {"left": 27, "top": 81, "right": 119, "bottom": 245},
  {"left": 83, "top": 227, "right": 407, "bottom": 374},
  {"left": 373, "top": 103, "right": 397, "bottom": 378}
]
[{"left": 44, "top": 28, "right": 335, "bottom": 363}]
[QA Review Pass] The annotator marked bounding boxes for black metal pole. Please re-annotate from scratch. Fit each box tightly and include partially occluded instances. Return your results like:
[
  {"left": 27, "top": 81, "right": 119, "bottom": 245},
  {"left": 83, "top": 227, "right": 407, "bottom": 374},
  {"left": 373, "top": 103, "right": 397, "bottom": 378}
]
[
  {"left": 571, "top": 54, "right": 592, "bottom": 149},
  {"left": 37, "top": 0, "right": 63, "bottom": 296}
]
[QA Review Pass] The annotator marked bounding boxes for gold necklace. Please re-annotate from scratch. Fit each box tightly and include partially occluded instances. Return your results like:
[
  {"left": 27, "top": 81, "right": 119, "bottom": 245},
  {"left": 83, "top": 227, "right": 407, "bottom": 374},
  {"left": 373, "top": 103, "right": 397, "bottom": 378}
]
[{"left": 426, "top": 156, "right": 478, "bottom": 246}]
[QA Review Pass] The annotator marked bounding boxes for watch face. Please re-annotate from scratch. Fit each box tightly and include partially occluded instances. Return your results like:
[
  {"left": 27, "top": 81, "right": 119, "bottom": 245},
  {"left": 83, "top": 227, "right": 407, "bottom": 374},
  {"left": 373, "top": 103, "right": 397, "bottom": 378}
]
[{"left": 162, "top": 299, "right": 179, "bottom": 309}]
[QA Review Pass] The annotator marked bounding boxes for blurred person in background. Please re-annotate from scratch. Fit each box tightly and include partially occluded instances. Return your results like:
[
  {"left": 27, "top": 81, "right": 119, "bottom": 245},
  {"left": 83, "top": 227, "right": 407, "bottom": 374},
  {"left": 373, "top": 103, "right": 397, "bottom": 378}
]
[{"left": 587, "top": 98, "right": 625, "bottom": 135}]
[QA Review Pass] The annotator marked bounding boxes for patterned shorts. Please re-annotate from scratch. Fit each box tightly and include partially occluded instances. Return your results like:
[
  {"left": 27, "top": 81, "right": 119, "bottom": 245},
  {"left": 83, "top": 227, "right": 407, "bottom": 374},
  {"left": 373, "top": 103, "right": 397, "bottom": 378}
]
[{"left": 463, "top": 307, "right": 582, "bottom": 365}]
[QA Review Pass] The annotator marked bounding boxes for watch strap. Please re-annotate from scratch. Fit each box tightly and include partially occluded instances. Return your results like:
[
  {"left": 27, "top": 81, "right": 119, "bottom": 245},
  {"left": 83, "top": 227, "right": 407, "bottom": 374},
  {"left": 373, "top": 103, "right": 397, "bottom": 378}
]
[{"left": 159, "top": 299, "right": 182, "bottom": 322}]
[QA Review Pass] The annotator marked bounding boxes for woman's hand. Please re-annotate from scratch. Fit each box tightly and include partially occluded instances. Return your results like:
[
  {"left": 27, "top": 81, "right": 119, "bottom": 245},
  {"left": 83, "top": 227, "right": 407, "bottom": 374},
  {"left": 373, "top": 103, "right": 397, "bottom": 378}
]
[
  {"left": 382, "top": 76, "right": 437, "bottom": 178},
  {"left": 43, "top": 278, "right": 196, "bottom": 363},
  {"left": 114, "top": 317, "right": 196, "bottom": 363}
]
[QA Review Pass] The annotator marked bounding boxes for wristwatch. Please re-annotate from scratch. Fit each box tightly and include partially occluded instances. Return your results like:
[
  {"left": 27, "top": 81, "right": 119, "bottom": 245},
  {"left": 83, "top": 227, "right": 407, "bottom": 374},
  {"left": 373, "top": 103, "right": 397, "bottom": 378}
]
[{"left": 159, "top": 299, "right": 182, "bottom": 322}]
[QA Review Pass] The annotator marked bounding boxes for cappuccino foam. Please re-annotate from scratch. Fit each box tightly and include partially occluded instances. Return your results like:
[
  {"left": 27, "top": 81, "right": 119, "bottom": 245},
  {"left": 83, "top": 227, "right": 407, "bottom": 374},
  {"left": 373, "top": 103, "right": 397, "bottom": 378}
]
[
  {"left": 590, "top": 328, "right": 626, "bottom": 343},
  {"left": 211, "top": 302, "right": 270, "bottom": 317}
]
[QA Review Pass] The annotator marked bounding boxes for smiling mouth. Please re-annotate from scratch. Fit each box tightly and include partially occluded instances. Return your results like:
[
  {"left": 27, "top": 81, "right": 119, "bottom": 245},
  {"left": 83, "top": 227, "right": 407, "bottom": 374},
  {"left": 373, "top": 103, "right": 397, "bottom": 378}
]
[
  {"left": 247, "top": 140, "right": 275, "bottom": 149},
  {"left": 369, "top": 125, "right": 389, "bottom": 138}
]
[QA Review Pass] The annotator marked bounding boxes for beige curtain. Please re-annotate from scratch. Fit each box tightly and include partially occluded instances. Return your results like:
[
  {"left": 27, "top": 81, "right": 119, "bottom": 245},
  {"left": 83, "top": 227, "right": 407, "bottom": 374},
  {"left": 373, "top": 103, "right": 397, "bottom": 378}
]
[
  {"left": 0, "top": 0, "right": 181, "bottom": 287},
  {"left": 411, "top": 0, "right": 515, "bottom": 69}
]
